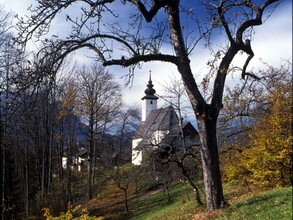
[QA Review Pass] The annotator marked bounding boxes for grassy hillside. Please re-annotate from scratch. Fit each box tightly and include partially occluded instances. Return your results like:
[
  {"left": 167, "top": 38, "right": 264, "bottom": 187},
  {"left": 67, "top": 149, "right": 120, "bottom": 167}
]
[
  {"left": 214, "top": 187, "right": 292, "bottom": 220},
  {"left": 86, "top": 180, "right": 291, "bottom": 220},
  {"left": 128, "top": 183, "right": 202, "bottom": 220},
  {"left": 86, "top": 180, "right": 204, "bottom": 219}
]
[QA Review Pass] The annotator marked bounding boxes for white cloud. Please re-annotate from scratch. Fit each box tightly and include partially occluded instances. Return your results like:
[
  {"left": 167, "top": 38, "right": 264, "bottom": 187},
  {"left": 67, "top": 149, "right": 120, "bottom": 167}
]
[
  {"left": 251, "top": 5, "right": 292, "bottom": 66},
  {"left": 2, "top": 0, "right": 292, "bottom": 110},
  {"left": 100, "top": 1, "right": 293, "bottom": 109},
  {"left": 2, "top": 0, "right": 35, "bottom": 16}
]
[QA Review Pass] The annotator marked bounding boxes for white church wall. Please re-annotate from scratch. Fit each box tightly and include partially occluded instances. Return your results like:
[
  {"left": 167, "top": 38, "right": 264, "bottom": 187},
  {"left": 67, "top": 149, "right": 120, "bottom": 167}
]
[
  {"left": 132, "top": 138, "right": 143, "bottom": 165},
  {"left": 142, "top": 99, "right": 157, "bottom": 121},
  {"left": 151, "top": 130, "right": 169, "bottom": 145}
]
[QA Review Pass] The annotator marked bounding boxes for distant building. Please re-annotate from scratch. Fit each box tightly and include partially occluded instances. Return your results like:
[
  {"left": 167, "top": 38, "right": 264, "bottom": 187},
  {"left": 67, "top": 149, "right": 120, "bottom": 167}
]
[
  {"left": 132, "top": 75, "right": 199, "bottom": 165},
  {"left": 61, "top": 132, "right": 124, "bottom": 172},
  {"left": 62, "top": 146, "right": 88, "bottom": 172}
]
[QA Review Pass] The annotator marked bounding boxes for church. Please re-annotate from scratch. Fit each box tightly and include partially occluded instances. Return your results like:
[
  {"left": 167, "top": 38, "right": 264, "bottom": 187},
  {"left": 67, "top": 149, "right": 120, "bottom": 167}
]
[{"left": 132, "top": 75, "right": 199, "bottom": 165}]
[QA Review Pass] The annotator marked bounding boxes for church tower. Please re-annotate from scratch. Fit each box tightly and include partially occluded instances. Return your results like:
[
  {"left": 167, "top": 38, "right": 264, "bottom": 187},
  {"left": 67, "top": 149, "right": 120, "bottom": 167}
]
[{"left": 141, "top": 73, "right": 158, "bottom": 121}]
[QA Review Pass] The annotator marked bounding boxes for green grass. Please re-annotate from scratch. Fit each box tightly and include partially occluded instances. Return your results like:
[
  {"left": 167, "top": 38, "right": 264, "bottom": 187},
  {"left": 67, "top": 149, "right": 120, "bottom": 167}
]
[
  {"left": 88, "top": 176, "right": 292, "bottom": 220},
  {"left": 216, "top": 187, "right": 292, "bottom": 220},
  {"left": 128, "top": 183, "right": 203, "bottom": 220},
  {"left": 128, "top": 185, "right": 292, "bottom": 220}
]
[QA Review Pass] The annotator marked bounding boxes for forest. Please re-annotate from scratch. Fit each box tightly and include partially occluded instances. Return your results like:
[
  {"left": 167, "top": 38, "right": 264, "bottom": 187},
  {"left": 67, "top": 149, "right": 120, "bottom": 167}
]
[{"left": 0, "top": 0, "right": 292, "bottom": 219}]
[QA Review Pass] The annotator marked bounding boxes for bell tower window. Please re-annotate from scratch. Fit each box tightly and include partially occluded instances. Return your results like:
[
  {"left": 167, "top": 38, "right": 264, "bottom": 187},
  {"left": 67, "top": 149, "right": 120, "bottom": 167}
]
[{"left": 141, "top": 72, "right": 158, "bottom": 121}]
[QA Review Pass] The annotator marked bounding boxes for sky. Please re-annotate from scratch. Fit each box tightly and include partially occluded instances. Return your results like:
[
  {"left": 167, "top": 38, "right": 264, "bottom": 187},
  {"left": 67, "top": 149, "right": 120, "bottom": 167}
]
[{"left": 1, "top": 0, "right": 292, "bottom": 115}]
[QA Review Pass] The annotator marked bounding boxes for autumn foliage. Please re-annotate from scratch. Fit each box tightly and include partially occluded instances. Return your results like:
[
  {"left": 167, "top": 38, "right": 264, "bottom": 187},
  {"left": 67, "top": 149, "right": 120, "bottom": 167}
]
[
  {"left": 43, "top": 205, "right": 103, "bottom": 220},
  {"left": 221, "top": 66, "right": 292, "bottom": 189}
]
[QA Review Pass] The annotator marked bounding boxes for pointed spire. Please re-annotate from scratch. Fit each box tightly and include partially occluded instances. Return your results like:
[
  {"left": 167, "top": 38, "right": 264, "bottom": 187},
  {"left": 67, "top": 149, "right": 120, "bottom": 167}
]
[
  {"left": 142, "top": 71, "right": 158, "bottom": 100},
  {"left": 148, "top": 70, "right": 152, "bottom": 82}
]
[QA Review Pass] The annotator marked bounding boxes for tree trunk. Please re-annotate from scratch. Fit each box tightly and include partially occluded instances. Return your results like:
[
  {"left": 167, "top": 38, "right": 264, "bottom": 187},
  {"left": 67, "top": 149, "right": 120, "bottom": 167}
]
[
  {"left": 166, "top": 8, "right": 225, "bottom": 209},
  {"left": 88, "top": 162, "right": 93, "bottom": 200},
  {"left": 88, "top": 114, "right": 94, "bottom": 200},
  {"left": 165, "top": 182, "right": 171, "bottom": 202},
  {"left": 176, "top": 161, "right": 203, "bottom": 205},
  {"left": 67, "top": 169, "right": 72, "bottom": 204},
  {"left": 25, "top": 145, "right": 29, "bottom": 218},
  {"left": 123, "top": 189, "right": 129, "bottom": 212},
  {"left": 185, "top": 177, "right": 202, "bottom": 206},
  {"left": 1, "top": 130, "right": 6, "bottom": 220},
  {"left": 197, "top": 113, "right": 226, "bottom": 211}
]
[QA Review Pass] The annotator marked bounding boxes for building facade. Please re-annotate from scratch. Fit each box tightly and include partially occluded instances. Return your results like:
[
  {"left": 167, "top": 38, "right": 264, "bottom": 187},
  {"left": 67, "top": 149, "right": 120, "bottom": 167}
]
[{"left": 132, "top": 75, "right": 199, "bottom": 165}]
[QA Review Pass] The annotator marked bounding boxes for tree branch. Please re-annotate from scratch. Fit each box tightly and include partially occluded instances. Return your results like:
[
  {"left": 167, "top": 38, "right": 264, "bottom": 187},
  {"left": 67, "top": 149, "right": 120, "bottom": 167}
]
[
  {"left": 16, "top": 0, "right": 115, "bottom": 45},
  {"left": 62, "top": 33, "right": 138, "bottom": 55},
  {"left": 103, "top": 54, "right": 179, "bottom": 67},
  {"left": 129, "top": 0, "right": 166, "bottom": 22},
  {"left": 217, "top": 0, "right": 234, "bottom": 44},
  {"left": 236, "top": 0, "right": 279, "bottom": 43}
]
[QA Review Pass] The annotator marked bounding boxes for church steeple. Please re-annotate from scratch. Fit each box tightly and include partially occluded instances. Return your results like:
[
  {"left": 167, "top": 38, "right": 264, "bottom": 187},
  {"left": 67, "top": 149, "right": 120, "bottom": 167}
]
[
  {"left": 142, "top": 73, "right": 158, "bottom": 100},
  {"left": 141, "top": 72, "right": 158, "bottom": 121}
]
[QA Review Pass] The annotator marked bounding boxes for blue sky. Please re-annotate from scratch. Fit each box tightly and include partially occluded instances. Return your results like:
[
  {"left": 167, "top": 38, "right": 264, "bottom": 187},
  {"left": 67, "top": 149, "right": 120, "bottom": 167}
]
[{"left": 1, "top": 0, "right": 292, "bottom": 113}]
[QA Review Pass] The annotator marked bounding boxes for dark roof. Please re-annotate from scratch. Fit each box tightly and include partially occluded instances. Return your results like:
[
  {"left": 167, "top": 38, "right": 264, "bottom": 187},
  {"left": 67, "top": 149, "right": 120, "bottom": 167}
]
[
  {"left": 133, "top": 106, "right": 179, "bottom": 140},
  {"left": 182, "top": 122, "right": 199, "bottom": 137},
  {"left": 133, "top": 105, "right": 199, "bottom": 152}
]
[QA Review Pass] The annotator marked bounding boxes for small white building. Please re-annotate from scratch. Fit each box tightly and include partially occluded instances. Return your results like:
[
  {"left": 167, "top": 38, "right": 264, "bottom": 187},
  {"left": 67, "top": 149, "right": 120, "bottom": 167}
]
[{"left": 62, "top": 147, "right": 87, "bottom": 172}]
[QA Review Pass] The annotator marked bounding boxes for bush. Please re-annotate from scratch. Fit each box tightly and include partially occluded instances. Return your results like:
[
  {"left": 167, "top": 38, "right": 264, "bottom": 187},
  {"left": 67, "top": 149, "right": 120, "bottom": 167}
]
[{"left": 43, "top": 205, "right": 103, "bottom": 220}]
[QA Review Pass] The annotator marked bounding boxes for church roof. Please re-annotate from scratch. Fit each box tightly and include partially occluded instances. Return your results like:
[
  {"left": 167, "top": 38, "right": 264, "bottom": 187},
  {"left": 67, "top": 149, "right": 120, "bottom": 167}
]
[
  {"left": 133, "top": 105, "right": 179, "bottom": 140},
  {"left": 133, "top": 105, "right": 199, "bottom": 154}
]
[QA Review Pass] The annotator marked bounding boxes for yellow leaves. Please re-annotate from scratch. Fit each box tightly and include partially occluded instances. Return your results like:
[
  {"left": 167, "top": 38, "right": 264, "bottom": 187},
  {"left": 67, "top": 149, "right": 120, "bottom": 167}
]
[
  {"left": 221, "top": 77, "right": 292, "bottom": 189},
  {"left": 43, "top": 205, "right": 103, "bottom": 220},
  {"left": 43, "top": 208, "right": 52, "bottom": 219}
]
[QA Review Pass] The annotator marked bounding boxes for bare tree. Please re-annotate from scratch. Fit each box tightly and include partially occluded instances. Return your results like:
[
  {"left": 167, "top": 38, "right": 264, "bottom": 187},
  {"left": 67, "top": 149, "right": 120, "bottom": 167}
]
[
  {"left": 115, "top": 107, "right": 140, "bottom": 164},
  {"left": 75, "top": 63, "right": 122, "bottom": 199},
  {"left": 17, "top": 0, "right": 282, "bottom": 210},
  {"left": 156, "top": 77, "right": 203, "bottom": 205},
  {"left": 110, "top": 164, "right": 143, "bottom": 212},
  {"left": 0, "top": 6, "right": 28, "bottom": 219},
  {"left": 110, "top": 166, "right": 132, "bottom": 212}
]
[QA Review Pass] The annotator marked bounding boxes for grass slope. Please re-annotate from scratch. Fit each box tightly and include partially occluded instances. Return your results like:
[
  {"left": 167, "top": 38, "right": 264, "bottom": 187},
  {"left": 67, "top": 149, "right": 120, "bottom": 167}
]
[
  {"left": 128, "top": 183, "right": 202, "bottom": 220},
  {"left": 87, "top": 179, "right": 292, "bottom": 220},
  {"left": 215, "top": 187, "right": 292, "bottom": 220},
  {"left": 157, "top": 186, "right": 292, "bottom": 220}
]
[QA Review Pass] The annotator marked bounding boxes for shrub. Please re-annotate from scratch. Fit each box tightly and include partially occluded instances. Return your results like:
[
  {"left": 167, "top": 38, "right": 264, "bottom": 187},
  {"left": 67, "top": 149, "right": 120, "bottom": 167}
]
[{"left": 43, "top": 205, "right": 103, "bottom": 220}]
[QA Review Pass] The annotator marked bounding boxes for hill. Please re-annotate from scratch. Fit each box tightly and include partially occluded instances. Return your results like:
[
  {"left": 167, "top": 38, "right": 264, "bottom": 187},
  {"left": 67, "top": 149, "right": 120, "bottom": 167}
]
[{"left": 84, "top": 180, "right": 292, "bottom": 220}]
